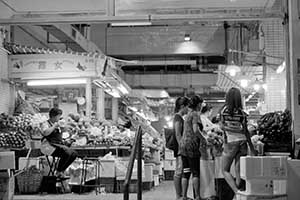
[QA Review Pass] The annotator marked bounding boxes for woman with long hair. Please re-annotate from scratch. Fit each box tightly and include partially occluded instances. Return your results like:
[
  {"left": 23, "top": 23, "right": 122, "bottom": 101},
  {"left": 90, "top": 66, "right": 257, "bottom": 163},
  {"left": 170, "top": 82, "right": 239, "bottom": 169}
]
[
  {"left": 173, "top": 97, "right": 190, "bottom": 200},
  {"left": 179, "top": 95, "right": 205, "bottom": 200},
  {"left": 220, "top": 87, "right": 256, "bottom": 195}
]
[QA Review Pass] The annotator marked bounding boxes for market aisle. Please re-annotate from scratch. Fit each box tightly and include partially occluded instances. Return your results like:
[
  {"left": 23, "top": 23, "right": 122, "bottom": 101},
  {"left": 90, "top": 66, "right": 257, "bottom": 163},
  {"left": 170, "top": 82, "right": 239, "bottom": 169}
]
[{"left": 15, "top": 181, "right": 194, "bottom": 200}]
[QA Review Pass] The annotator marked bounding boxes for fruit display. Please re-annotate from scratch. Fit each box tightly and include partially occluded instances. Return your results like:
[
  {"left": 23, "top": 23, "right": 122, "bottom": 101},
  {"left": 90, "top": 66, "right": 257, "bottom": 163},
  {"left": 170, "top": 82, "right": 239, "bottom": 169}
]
[
  {"left": 0, "top": 130, "right": 28, "bottom": 148},
  {"left": 257, "top": 109, "right": 292, "bottom": 145}
]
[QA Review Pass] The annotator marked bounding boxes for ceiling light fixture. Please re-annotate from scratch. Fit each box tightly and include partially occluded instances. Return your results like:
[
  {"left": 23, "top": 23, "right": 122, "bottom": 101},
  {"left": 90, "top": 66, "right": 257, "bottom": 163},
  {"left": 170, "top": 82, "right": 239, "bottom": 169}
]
[
  {"left": 105, "top": 89, "right": 121, "bottom": 98},
  {"left": 184, "top": 33, "right": 191, "bottom": 41},
  {"left": 27, "top": 78, "right": 87, "bottom": 86},
  {"left": 117, "top": 84, "right": 129, "bottom": 95},
  {"left": 110, "top": 21, "right": 152, "bottom": 27},
  {"left": 276, "top": 61, "right": 286, "bottom": 74},
  {"left": 225, "top": 61, "right": 241, "bottom": 77}
]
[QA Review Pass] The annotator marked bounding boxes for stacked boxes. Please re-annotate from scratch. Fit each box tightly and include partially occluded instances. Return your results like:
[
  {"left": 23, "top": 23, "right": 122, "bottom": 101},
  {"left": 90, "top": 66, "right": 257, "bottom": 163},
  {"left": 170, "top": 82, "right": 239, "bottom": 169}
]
[
  {"left": 287, "top": 159, "right": 300, "bottom": 200},
  {"left": 0, "top": 151, "right": 15, "bottom": 200},
  {"left": 238, "top": 156, "right": 288, "bottom": 200},
  {"left": 164, "top": 148, "right": 175, "bottom": 180}
]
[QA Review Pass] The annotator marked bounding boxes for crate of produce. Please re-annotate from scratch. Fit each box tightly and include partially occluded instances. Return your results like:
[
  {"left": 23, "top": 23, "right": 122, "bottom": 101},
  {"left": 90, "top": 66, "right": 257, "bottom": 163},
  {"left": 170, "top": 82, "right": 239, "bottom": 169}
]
[
  {"left": 16, "top": 166, "right": 43, "bottom": 194},
  {"left": 164, "top": 170, "right": 174, "bottom": 180}
]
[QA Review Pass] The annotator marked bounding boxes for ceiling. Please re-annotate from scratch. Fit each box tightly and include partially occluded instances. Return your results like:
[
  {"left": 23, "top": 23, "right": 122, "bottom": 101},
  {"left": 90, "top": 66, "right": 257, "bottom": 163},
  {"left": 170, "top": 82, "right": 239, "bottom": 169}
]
[{"left": 0, "top": 0, "right": 283, "bottom": 24}]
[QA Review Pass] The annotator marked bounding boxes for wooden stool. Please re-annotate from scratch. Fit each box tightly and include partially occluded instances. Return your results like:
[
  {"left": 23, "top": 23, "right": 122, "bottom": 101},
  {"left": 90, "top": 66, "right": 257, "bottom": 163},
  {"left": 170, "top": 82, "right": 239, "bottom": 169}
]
[{"left": 40, "top": 156, "right": 67, "bottom": 194}]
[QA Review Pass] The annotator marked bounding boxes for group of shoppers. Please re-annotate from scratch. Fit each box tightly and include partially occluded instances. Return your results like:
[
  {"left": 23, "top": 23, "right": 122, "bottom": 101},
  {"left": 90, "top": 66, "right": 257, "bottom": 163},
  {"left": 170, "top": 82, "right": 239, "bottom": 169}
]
[{"left": 171, "top": 87, "right": 256, "bottom": 200}]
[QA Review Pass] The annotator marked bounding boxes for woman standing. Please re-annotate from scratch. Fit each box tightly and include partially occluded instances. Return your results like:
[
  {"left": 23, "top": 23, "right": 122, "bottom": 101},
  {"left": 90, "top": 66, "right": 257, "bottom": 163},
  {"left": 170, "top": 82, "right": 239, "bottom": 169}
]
[
  {"left": 220, "top": 88, "right": 256, "bottom": 195},
  {"left": 179, "top": 95, "right": 205, "bottom": 200},
  {"left": 173, "top": 97, "right": 190, "bottom": 200}
]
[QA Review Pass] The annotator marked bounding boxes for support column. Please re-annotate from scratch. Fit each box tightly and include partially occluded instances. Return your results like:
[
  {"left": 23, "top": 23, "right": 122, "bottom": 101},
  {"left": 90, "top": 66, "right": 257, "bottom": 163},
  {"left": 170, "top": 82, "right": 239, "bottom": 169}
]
[
  {"left": 96, "top": 88, "right": 105, "bottom": 121},
  {"left": 112, "top": 97, "right": 118, "bottom": 122},
  {"left": 0, "top": 26, "right": 11, "bottom": 114},
  {"left": 288, "top": 0, "right": 300, "bottom": 140},
  {"left": 85, "top": 78, "right": 92, "bottom": 118}
]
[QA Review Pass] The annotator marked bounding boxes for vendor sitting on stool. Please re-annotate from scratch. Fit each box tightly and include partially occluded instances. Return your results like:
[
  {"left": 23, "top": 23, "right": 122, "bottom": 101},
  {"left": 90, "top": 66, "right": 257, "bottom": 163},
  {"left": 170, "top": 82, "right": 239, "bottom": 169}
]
[{"left": 40, "top": 108, "right": 78, "bottom": 178}]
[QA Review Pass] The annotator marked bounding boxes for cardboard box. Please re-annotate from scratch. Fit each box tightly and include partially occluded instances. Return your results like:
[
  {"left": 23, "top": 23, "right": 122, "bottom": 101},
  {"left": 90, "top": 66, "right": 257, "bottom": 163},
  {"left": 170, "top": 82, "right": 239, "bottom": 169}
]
[
  {"left": 18, "top": 157, "right": 40, "bottom": 170},
  {"left": 99, "top": 159, "right": 115, "bottom": 178},
  {"left": 165, "top": 149, "right": 174, "bottom": 160},
  {"left": 287, "top": 159, "right": 300, "bottom": 200},
  {"left": 240, "top": 156, "right": 287, "bottom": 180},
  {"left": 164, "top": 159, "right": 176, "bottom": 171},
  {"left": 143, "top": 163, "right": 154, "bottom": 182},
  {"left": 0, "top": 152, "right": 15, "bottom": 170}
]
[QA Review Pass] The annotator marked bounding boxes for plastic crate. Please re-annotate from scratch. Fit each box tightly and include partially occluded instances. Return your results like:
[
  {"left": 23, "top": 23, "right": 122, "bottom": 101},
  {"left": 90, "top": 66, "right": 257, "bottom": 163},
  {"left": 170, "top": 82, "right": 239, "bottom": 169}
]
[
  {"left": 100, "top": 183, "right": 115, "bottom": 193},
  {"left": 116, "top": 179, "right": 138, "bottom": 193},
  {"left": 164, "top": 170, "right": 174, "bottom": 180},
  {"left": 142, "top": 181, "right": 154, "bottom": 191}
]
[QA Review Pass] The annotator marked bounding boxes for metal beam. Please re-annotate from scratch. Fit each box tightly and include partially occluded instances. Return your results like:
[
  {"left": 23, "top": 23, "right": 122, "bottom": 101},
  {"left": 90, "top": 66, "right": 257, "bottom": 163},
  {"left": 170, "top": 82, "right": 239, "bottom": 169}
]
[{"left": 0, "top": 12, "right": 283, "bottom": 25}]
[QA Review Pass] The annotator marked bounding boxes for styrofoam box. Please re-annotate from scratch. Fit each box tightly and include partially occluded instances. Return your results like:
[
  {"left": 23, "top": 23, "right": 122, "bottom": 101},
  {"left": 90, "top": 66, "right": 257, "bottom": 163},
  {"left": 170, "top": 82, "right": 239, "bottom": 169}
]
[
  {"left": 0, "top": 152, "right": 15, "bottom": 170},
  {"left": 143, "top": 163, "right": 154, "bottom": 182},
  {"left": 273, "top": 180, "right": 286, "bottom": 195},
  {"left": 165, "top": 149, "right": 174, "bottom": 160},
  {"left": 246, "top": 179, "right": 286, "bottom": 196},
  {"left": 18, "top": 157, "right": 40, "bottom": 170},
  {"left": 240, "top": 156, "right": 287, "bottom": 180},
  {"left": 153, "top": 175, "right": 159, "bottom": 186},
  {"left": 164, "top": 159, "right": 176, "bottom": 171},
  {"left": 287, "top": 159, "right": 300, "bottom": 200},
  {"left": 236, "top": 191, "right": 287, "bottom": 200},
  {"left": 99, "top": 159, "right": 115, "bottom": 178}
]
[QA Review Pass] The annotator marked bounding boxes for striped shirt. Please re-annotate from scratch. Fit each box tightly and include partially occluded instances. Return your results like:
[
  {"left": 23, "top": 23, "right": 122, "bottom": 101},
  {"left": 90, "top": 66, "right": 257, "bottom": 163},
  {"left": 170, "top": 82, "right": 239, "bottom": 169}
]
[{"left": 220, "top": 107, "right": 247, "bottom": 142}]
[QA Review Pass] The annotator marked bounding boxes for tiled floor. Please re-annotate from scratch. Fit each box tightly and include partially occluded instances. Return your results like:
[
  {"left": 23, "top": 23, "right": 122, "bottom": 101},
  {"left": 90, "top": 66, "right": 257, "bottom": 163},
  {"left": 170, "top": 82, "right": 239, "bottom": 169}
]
[{"left": 15, "top": 181, "right": 194, "bottom": 200}]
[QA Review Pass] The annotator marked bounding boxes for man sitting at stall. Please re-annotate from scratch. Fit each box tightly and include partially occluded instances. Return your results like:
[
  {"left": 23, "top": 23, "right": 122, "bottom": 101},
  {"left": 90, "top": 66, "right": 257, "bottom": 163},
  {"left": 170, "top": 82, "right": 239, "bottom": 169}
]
[{"left": 40, "top": 108, "right": 78, "bottom": 178}]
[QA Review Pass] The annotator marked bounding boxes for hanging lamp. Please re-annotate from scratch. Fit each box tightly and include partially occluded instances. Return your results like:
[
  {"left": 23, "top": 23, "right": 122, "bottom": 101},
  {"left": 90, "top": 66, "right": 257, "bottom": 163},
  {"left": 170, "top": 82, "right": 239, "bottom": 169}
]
[
  {"left": 239, "top": 72, "right": 249, "bottom": 88},
  {"left": 225, "top": 61, "right": 241, "bottom": 77}
]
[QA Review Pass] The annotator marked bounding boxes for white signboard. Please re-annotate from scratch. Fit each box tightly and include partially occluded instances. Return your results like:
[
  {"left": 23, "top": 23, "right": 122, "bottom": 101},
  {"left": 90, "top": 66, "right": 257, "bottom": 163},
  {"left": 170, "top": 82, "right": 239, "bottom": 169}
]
[{"left": 9, "top": 54, "right": 106, "bottom": 79}]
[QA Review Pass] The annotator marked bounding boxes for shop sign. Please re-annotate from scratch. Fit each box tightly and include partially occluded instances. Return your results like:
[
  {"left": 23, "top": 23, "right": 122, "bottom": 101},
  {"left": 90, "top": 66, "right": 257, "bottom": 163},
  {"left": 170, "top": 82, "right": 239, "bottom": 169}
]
[{"left": 9, "top": 54, "right": 106, "bottom": 79}]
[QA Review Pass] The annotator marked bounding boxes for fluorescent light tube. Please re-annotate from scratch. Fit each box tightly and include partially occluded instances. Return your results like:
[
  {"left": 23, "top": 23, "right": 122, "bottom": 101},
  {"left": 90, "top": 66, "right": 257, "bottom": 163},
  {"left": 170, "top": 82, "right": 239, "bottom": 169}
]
[
  {"left": 110, "top": 21, "right": 152, "bottom": 27},
  {"left": 105, "top": 89, "right": 121, "bottom": 98},
  {"left": 117, "top": 84, "right": 129, "bottom": 95},
  {"left": 27, "top": 78, "right": 87, "bottom": 86}
]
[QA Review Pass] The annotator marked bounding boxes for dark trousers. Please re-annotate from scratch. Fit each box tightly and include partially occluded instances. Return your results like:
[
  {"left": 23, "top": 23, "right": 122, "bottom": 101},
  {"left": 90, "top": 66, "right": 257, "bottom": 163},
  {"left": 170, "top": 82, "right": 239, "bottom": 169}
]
[{"left": 52, "top": 145, "right": 78, "bottom": 172}]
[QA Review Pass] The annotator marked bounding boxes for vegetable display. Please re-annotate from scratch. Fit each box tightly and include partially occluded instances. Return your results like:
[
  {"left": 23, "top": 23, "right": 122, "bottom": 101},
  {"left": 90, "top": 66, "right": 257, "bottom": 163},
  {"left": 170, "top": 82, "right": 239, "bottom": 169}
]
[{"left": 257, "top": 109, "right": 292, "bottom": 147}]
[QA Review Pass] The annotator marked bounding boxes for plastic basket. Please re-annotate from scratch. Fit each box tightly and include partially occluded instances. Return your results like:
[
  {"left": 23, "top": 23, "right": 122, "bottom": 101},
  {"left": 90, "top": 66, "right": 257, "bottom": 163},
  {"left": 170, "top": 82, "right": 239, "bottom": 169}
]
[{"left": 16, "top": 166, "right": 43, "bottom": 194}]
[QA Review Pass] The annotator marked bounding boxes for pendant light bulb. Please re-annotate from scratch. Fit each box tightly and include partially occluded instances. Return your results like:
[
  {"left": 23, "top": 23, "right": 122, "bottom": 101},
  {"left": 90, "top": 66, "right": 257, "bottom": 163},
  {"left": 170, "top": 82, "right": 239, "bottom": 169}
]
[
  {"left": 253, "top": 84, "right": 260, "bottom": 91},
  {"left": 240, "top": 79, "right": 248, "bottom": 88}
]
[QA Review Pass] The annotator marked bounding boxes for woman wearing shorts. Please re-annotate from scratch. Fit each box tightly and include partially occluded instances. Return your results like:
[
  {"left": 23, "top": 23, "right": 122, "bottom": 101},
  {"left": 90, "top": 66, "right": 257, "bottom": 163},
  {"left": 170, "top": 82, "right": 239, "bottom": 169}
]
[
  {"left": 179, "top": 95, "right": 205, "bottom": 200},
  {"left": 173, "top": 97, "right": 190, "bottom": 200},
  {"left": 220, "top": 87, "right": 256, "bottom": 195}
]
